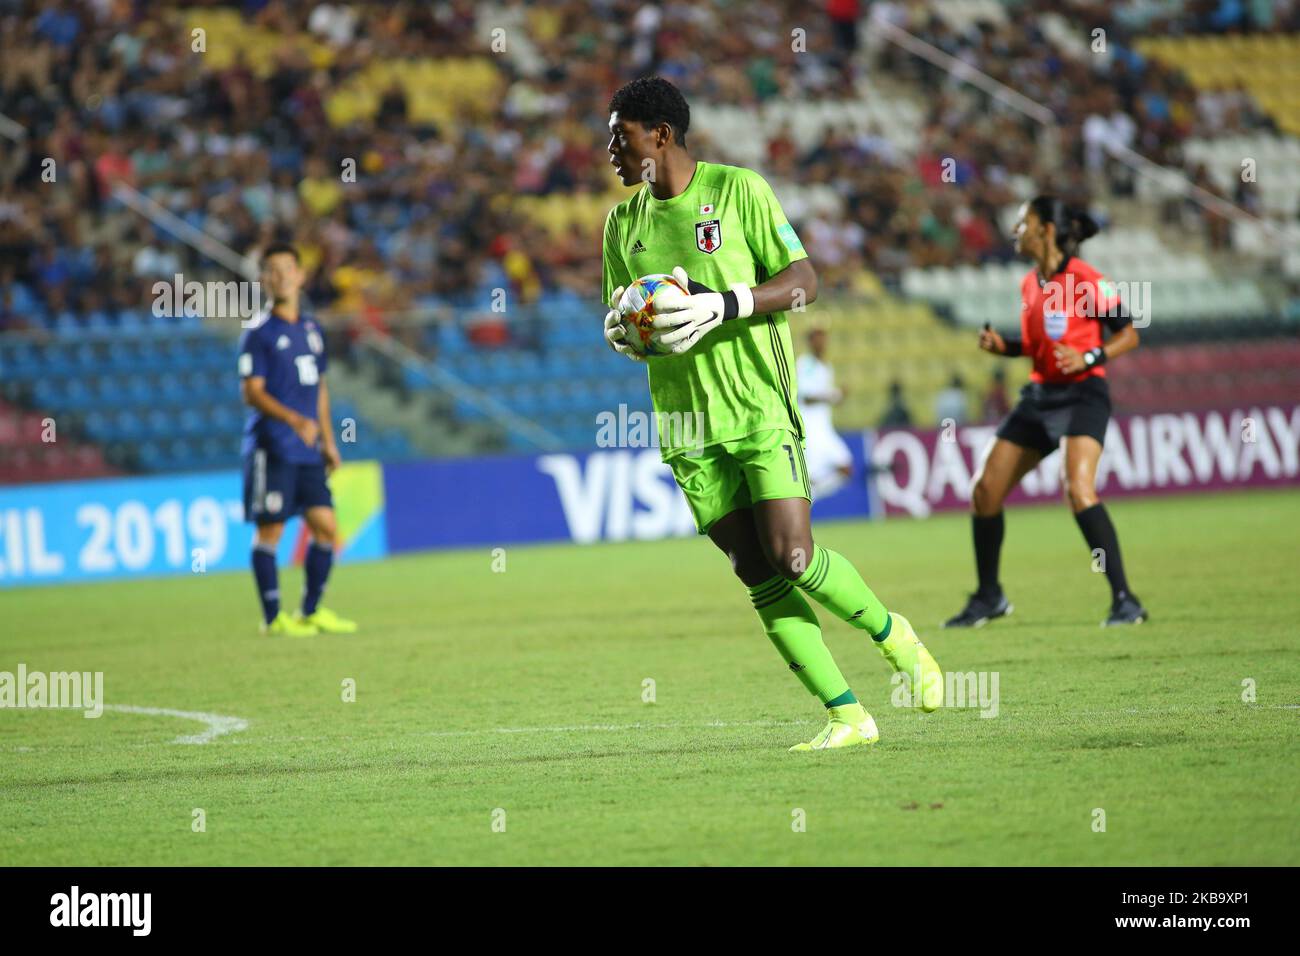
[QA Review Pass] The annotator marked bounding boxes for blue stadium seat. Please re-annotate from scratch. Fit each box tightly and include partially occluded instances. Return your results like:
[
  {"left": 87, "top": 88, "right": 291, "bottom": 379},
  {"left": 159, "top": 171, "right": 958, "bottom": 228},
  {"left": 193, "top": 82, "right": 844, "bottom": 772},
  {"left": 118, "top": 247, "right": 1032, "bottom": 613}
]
[
  {"left": 52, "top": 312, "right": 81, "bottom": 338},
  {"left": 181, "top": 370, "right": 208, "bottom": 400},
  {"left": 434, "top": 320, "right": 470, "bottom": 356},
  {"left": 9, "top": 281, "right": 37, "bottom": 313},
  {"left": 197, "top": 437, "right": 232, "bottom": 469},
  {"left": 498, "top": 382, "right": 526, "bottom": 409},
  {"left": 212, "top": 369, "right": 234, "bottom": 400},
  {"left": 143, "top": 408, "right": 173, "bottom": 439},
  {"left": 85, "top": 375, "right": 115, "bottom": 408},
  {"left": 85, "top": 310, "right": 113, "bottom": 332},
  {"left": 541, "top": 350, "right": 570, "bottom": 380},
  {"left": 83, "top": 410, "right": 111, "bottom": 441},
  {"left": 116, "top": 309, "right": 145, "bottom": 331},
  {"left": 155, "top": 339, "right": 189, "bottom": 371},
  {"left": 177, "top": 408, "right": 204, "bottom": 436},
  {"left": 60, "top": 378, "right": 94, "bottom": 412},
  {"left": 451, "top": 354, "right": 485, "bottom": 386},
  {"left": 156, "top": 372, "right": 186, "bottom": 401},
  {"left": 135, "top": 440, "right": 165, "bottom": 470},
  {"left": 128, "top": 343, "right": 162, "bottom": 374},
  {"left": 114, "top": 410, "right": 145, "bottom": 441},
  {"left": 0, "top": 342, "right": 39, "bottom": 380},
  {"left": 565, "top": 380, "right": 595, "bottom": 412},
  {"left": 483, "top": 352, "right": 514, "bottom": 383},
  {"left": 124, "top": 375, "right": 154, "bottom": 405},
  {"left": 71, "top": 343, "right": 98, "bottom": 370},
  {"left": 105, "top": 341, "right": 133, "bottom": 371},
  {"left": 539, "top": 382, "right": 568, "bottom": 415},
  {"left": 453, "top": 397, "right": 488, "bottom": 422},
  {"left": 210, "top": 404, "right": 240, "bottom": 432}
]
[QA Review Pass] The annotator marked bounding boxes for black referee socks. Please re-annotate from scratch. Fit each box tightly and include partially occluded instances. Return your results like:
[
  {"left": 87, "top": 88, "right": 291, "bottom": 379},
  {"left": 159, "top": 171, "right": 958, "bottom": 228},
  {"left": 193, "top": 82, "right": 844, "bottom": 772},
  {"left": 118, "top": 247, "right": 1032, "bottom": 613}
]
[
  {"left": 1073, "top": 503, "right": 1131, "bottom": 601},
  {"left": 972, "top": 512, "right": 1005, "bottom": 598}
]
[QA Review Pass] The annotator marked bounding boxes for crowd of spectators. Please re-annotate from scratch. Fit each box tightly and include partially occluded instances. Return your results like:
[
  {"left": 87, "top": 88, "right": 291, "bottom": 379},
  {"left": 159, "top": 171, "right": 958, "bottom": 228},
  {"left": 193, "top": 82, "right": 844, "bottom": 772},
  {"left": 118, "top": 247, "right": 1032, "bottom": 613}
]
[
  {"left": 799, "top": 0, "right": 1290, "bottom": 291},
  {"left": 0, "top": 0, "right": 1295, "bottom": 345}
]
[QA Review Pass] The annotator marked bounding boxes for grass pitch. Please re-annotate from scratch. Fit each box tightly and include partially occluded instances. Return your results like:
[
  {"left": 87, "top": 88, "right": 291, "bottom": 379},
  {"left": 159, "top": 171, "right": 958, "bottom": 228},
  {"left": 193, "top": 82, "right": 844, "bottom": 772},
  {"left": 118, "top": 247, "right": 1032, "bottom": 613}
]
[{"left": 2, "top": 489, "right": 1297, "bottom": 866}]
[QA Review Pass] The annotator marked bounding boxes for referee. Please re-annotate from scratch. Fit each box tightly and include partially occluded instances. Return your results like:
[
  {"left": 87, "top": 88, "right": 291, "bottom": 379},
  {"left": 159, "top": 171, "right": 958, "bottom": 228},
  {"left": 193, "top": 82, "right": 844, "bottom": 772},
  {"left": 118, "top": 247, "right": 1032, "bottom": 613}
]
[{"left": 945, "top": 196, "right": 1148, "bottom": 628}]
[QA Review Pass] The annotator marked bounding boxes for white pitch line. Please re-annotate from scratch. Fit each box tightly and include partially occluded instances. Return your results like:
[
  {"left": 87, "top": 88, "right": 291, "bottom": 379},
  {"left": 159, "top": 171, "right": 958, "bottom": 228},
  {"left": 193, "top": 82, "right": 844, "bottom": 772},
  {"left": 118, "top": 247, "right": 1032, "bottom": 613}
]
[
  {"left": 104, "top": 705, "right": 249, "bottom": 744},
  {"left": 0, "top": 718, "right": 809, "bottom": 755},
  {"left": 0, "top": 718, "right": 812, "bottom": 755},
  {"left": 8, "top": 705, "right": 1289, "bottom": 755},
  {"left": 191, "top": 718, "right": 818, "bottom": 748},
  {"left": 482, "top": 718, "right": 807, "bottom": 736},
  {"left": 219, "top": 718, "right": 814, "bottom": 746}
]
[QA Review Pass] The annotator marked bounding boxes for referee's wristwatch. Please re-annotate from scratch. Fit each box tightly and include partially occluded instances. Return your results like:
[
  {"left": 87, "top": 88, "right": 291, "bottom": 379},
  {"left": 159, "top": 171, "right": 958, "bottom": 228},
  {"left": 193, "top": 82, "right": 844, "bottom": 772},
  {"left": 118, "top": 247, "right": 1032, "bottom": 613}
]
[{"left": 1083, "top": 347, "right": 1107, "bottom": 368}]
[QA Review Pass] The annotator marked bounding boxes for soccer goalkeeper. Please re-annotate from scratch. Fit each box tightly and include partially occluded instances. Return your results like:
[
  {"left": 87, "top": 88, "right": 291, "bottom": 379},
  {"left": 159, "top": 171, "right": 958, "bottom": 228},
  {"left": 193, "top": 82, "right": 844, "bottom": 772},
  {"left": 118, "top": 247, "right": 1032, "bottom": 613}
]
[{"left": 600, "top": 77, "right": 944, "bottom": 751}]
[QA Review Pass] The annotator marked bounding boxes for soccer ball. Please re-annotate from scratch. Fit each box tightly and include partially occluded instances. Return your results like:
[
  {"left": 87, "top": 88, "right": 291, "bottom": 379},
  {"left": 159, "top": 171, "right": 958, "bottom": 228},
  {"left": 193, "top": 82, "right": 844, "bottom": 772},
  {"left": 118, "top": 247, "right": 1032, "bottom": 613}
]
[{"left": 618, "top": 273, "right": 687, "bottom": 357}]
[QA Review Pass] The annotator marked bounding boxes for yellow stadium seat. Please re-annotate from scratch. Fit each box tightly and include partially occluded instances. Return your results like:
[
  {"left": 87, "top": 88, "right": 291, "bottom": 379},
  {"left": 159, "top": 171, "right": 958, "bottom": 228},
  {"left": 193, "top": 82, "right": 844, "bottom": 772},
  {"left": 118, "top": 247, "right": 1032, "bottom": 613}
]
[{"left": 1138, "top": 33, "right": 1300, "bottom": 130}]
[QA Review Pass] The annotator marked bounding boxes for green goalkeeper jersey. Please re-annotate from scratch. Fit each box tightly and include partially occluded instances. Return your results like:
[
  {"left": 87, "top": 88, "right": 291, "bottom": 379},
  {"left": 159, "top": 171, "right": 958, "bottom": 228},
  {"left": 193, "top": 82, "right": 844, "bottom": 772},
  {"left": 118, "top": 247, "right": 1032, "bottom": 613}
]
[{"left": 601, "top": 161, "right": 809, "bottom": 460}]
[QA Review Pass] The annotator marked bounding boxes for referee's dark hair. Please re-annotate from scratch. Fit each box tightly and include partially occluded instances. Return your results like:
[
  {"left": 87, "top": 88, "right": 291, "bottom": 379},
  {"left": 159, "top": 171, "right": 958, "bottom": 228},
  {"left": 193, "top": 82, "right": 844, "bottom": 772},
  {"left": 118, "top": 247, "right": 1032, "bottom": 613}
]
[
  {"left": 1028, "top": 195, "right": 1099, "bottom": 260},
  {"left": 608, "top": 76, "right": 691, "bottom": 149}
]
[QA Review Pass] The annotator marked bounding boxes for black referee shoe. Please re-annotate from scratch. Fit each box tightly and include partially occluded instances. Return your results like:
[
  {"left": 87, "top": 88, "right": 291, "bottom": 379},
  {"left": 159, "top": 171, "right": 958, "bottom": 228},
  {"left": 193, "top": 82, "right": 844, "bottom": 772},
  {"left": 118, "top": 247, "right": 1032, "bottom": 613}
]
[
  {"left": 943, "top": 591, "right": 1013, "bottom": 628},
  {"left": 1103, "top": 592, "right": 1149, "bottom": 627}
]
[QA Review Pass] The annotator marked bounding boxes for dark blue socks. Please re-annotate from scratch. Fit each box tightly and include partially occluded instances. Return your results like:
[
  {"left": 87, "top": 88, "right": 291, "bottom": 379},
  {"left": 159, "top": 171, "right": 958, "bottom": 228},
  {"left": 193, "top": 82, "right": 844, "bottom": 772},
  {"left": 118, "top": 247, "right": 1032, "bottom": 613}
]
[
  {"left": 252, "top": 544, "right": 279, "bottom": 624},
  {"left": 302, "top": 541, "right": 334, "bottom": 616}
]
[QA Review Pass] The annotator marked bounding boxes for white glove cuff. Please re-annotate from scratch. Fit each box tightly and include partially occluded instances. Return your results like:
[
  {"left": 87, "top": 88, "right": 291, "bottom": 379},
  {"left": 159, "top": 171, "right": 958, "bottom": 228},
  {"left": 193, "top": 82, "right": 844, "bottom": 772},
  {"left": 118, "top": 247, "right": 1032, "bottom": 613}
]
[{"left": 728, "top": 283, "right": 754, "bottom": 320}]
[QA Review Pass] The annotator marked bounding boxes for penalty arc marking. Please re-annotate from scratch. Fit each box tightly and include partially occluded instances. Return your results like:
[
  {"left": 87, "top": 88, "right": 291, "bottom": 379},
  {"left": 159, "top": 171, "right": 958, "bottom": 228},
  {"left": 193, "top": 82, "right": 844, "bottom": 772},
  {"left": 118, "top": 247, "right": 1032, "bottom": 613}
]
[{"left": 104, "top": 705, "right": 250, "bottom": 744}]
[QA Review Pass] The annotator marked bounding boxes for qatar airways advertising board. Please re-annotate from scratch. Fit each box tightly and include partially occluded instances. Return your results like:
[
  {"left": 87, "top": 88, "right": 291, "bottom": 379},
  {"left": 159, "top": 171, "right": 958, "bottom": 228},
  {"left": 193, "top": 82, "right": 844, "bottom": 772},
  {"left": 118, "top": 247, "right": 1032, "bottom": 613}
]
[{"left": 868, "top": 404, "right": 1300, "bottom": 518}]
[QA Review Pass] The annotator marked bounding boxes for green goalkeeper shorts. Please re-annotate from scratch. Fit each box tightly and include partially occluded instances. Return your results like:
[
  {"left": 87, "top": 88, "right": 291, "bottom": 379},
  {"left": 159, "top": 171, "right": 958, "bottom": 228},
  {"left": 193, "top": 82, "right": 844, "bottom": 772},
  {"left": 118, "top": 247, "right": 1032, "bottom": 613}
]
[{"left": 667, "top": 428, "right": 812, "bottom": 534}]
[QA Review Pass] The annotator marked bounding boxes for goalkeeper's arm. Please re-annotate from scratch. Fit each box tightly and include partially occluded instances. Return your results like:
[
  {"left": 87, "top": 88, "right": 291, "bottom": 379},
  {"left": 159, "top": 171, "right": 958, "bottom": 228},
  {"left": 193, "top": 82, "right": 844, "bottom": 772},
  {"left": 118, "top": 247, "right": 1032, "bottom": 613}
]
[{"left": 750, "top": 258, "right": 818, "bottom": 315}]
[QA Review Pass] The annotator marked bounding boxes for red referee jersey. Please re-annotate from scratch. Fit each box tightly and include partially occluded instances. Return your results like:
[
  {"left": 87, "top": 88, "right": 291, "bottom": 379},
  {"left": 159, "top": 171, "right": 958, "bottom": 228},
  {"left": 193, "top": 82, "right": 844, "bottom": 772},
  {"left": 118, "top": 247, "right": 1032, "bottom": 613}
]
[{"left": 1019, "top": 257, "right": 1121, "bottom": 384}]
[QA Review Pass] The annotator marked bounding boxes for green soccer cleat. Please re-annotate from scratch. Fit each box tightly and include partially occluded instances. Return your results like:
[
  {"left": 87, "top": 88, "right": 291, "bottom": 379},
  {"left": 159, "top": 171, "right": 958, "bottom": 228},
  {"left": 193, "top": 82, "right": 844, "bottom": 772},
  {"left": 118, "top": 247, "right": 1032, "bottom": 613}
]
[
  {"left": 262, "top": 610, "right": 318, "bottom": 638},
  {"left": 298, "top": 606, "right": 357, "bottom": 634},
  {"left": 789, "top": 703, "right": 880, "bottom": 752},
  {"left": 877, "top": 612, "right": 944, "bottom": 712}
]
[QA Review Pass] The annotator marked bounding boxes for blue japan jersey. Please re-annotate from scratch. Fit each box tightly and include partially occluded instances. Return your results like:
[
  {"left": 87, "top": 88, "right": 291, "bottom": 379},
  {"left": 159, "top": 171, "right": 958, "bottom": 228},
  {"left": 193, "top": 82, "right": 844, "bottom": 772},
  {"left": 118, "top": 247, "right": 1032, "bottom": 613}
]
[{"left": 237, "top": 310, "right": 328, "bottom": 464}]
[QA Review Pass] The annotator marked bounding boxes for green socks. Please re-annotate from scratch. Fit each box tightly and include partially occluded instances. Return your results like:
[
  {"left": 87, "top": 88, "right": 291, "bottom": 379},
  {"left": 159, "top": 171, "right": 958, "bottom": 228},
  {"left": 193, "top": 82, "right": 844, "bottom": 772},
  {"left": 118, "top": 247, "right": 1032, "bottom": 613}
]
[
  {"left": 748, "top": 576, "right": 853, "bottom": 705},
  {"left": 824, "top": 688, "right": 858, "bottom": 708},
  {"left": 793, "top": 545, "right": 891, "bottom": 639},
  {"left": 746, "top": 547, "right": 891, "bottom": 705}
]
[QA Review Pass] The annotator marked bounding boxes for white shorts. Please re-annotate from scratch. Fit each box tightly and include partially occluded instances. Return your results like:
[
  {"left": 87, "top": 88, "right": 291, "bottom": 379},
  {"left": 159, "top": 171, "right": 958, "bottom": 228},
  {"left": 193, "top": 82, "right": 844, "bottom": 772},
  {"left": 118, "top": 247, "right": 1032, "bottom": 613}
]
[{"left": 803, "top": 419, "right": 852, "bottom": 497}]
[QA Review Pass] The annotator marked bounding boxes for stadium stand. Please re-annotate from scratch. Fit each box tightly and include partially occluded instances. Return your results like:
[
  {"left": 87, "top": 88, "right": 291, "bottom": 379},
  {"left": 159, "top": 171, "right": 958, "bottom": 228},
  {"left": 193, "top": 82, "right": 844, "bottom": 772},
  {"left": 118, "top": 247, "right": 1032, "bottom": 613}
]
[
  {"left": 1137, "top": 34, "right": 1300, "bottom": 136},
  {"left": 1108, "top": 338, "right": 1300, "bottom": 414},
  {"left": 0, "top": 327, "right": 412, "bottom": 477},
  {"left": 0, "top": 397, "right": 117, "bottom": 484},
  {"left": 1, "top": 0, "right": 1297, "bottom": 479}
]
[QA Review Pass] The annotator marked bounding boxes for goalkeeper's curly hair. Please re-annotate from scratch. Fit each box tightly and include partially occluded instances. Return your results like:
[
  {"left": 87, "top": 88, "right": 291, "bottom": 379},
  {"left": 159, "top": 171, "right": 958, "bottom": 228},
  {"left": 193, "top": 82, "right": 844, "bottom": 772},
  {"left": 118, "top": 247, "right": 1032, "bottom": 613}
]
[{"left": 608, "top": 76, "right": 691, "bottom": 149}]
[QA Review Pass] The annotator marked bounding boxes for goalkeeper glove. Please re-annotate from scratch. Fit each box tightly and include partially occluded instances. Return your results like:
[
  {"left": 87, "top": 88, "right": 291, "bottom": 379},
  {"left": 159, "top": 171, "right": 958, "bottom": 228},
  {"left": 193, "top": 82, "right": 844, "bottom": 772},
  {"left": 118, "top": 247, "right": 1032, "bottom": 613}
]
[
  {"left": 602, "top": 285, "right": 647, "bottom": 363},
  {"left": 649, "top": 266, "right": 754, "bottom": 355}
]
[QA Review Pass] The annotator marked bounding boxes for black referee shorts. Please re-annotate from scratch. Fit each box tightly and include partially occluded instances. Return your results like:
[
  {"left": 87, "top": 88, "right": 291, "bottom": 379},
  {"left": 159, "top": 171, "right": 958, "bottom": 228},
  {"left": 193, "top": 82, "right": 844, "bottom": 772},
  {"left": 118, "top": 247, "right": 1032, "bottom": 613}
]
[{"left": 995, "top": 377, "right": 1112, "bottom": 458}]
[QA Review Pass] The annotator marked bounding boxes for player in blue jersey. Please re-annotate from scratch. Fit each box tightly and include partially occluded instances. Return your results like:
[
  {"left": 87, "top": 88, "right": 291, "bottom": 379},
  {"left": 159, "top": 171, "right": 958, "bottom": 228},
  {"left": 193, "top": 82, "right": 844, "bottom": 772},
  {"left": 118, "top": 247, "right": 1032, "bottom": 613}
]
[{"left": 238, "top": 243, "right": 357, "bottom": 636}]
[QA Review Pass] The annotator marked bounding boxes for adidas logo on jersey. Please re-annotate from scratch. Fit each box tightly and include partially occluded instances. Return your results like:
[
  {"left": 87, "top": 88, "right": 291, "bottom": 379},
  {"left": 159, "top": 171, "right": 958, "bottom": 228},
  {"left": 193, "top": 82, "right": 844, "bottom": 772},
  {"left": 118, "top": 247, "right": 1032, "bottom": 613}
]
[{"left": 630, "top": 239, "right": 647, "bottom": 255}]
